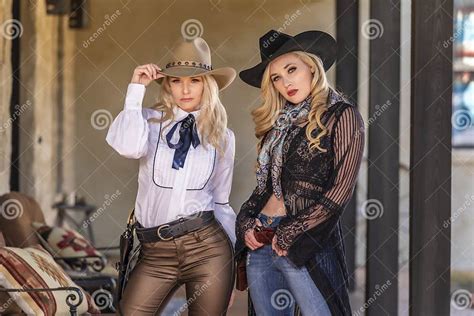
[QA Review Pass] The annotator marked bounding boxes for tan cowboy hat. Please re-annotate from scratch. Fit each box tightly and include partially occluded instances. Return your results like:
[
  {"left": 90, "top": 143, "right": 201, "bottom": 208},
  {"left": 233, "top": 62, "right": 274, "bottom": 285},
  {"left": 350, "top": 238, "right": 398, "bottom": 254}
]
[{"left": 156, "top": 37, "right": 236, "bottom": 90}]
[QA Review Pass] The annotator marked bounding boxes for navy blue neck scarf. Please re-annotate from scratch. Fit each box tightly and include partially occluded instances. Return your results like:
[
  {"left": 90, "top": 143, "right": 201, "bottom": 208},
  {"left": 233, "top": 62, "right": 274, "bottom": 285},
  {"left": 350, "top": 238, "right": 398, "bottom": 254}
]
[{"left": 166, "top": 113, "right": 200, "bottom": 170}]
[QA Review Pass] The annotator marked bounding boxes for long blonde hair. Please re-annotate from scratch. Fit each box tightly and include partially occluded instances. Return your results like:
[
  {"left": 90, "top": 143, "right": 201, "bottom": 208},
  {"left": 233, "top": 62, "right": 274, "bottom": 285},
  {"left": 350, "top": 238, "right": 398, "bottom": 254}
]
[
  {"left": 253, "top": 51, "right": 330, "bottom": 153},
  {"left": 148, "top": 75, "right": 228, "bottom": 154}
]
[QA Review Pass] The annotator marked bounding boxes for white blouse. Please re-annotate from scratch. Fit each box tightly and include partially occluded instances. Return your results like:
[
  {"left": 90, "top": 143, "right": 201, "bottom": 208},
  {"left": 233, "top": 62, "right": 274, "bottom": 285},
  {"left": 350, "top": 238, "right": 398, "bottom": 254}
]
[{"left": 106, "top": 83, "right": 237, "bottom": 245}]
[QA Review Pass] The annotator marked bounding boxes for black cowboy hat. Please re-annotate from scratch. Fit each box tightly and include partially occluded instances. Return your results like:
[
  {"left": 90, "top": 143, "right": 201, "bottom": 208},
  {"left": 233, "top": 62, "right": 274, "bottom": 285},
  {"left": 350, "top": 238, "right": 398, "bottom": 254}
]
[{"left": 239, "top": 29, "right": 337, "bottom": 88}]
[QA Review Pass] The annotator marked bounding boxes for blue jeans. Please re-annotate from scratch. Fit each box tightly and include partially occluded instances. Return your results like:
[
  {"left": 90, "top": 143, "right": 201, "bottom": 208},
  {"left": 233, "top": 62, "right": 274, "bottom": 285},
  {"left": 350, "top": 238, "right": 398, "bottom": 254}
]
[{"left": 247, "top": 213, "right": 331, "bottom": 316}]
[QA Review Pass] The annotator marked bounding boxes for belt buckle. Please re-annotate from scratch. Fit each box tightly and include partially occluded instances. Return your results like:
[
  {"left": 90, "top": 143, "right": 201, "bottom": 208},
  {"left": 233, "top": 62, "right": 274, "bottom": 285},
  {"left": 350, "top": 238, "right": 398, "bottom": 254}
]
[
  {"left": 157, "top": 224, "right": 173, "bottom": 241},
  {"left": 267, "top": 216, "right": 273, "bottom": 225}
]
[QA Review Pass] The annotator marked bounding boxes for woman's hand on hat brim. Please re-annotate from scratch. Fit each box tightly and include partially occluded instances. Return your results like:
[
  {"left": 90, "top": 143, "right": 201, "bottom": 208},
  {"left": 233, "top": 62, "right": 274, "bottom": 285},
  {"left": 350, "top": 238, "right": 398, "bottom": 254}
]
[{"left": 131, "top": 63, "right": 165, "bottom": 86}]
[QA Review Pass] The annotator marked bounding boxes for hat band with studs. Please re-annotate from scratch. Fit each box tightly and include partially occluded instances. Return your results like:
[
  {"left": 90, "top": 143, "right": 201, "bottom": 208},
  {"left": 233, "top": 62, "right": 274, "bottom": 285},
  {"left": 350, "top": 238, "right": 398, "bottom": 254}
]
[{"left": 165, "top": 61, "right": 213, "bottom": 71}]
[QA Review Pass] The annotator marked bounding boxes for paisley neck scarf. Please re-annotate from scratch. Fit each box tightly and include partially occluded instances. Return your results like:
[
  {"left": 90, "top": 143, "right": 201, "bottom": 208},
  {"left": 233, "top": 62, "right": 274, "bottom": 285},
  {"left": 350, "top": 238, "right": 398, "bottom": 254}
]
[{"left": 255, "top": 95, "right": 312, "bottom": 198}]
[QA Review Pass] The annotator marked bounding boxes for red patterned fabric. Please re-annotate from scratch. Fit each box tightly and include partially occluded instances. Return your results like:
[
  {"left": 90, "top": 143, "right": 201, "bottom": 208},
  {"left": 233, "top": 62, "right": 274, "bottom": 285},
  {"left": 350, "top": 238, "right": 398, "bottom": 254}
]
[
  {"left": 33, "top": 223, "right": 104, "bottom": 262},
  {"left": 0, "top": 245, "right": 100, "bottom": 315}
]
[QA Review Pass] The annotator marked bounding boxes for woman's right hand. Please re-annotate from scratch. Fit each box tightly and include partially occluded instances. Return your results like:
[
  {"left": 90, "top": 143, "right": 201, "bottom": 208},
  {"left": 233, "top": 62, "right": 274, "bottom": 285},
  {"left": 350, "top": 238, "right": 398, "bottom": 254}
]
[
  {"left": 244, "top": 219, "right": 264, "bottom": 250},
  {"left": 130, "top": 63, "right": 165, "bottom": 86}
]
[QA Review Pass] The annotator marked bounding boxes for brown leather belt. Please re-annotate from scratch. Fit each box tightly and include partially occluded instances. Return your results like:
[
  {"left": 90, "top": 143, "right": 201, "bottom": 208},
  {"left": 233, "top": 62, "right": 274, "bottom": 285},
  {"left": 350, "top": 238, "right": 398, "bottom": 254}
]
[{"left": 135, "top": 211, "right": 215, "bottom": 243}]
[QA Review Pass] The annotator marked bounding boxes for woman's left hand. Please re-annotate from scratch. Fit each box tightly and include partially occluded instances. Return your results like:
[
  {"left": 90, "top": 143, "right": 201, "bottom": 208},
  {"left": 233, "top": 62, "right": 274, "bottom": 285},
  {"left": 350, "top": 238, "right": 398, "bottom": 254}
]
[{"left": 272, "top": 235, "right": 288, "bottom": 256}]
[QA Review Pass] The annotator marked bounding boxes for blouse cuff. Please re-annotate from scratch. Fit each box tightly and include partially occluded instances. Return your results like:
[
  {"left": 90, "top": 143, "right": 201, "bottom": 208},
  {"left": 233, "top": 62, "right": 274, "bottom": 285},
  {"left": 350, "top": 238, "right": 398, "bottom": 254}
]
[{"left": 124, "top": 83, "right": 146, "bottom": 110}]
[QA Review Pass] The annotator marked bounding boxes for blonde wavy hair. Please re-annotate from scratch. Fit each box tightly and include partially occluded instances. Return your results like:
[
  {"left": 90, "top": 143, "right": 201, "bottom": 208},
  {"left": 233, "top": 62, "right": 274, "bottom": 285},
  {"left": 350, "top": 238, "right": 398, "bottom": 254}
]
[
  {"left": 254, "top": 51, "right": 331, "bottom": 153},
  {"left": 147, "top": 75, "right": 228, "bottom": 155}
]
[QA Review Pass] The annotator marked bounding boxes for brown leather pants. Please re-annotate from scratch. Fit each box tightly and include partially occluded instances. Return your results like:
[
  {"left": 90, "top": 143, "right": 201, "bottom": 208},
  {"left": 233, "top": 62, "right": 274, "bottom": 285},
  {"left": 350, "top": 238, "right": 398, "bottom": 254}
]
[{"left": 120, "top": 219, "right": 235, "bottom": 315}]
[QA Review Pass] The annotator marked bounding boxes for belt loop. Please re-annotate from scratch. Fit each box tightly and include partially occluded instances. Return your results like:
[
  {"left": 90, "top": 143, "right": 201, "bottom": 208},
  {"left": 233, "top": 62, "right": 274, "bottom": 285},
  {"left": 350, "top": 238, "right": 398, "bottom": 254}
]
[{"left": 193, "top": 231, "right": 201, "bottom": 242}]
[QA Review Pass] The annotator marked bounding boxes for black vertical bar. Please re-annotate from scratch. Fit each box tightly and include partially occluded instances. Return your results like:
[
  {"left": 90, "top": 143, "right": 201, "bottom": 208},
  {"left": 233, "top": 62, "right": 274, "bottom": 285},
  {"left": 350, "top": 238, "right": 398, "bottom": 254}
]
[
  {"left": 9, "top": 0, "right": 21, "bottom": 191},
  {"left": 410, "top": 1, "right": 452, "bottom": 315},
  {"left": 336, "top": 0, "right": 359, "bottom": 292},
  {"left": 366, "top": 1, "right": 400, "bottom": 315}
]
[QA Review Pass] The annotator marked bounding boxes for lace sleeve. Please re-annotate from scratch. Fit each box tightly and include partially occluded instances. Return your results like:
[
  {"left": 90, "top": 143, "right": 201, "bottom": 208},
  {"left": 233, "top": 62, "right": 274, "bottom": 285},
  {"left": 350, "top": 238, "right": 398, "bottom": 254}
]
[
  {"left": 275, "top": 105, "right": 365, "bottom": 251},
  {"left": 235, "top": 186, "right": 271, "bottom": 253},
  {"left": 236, "top": 190, "right": 259, "bottom": 242}
]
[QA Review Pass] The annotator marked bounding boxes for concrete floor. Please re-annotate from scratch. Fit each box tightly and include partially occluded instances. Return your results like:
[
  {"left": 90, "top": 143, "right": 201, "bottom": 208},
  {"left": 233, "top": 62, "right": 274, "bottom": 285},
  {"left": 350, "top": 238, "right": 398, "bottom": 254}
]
[
  {"left": 158, "top": 265, "right": 474, "bottom": 316},
  {"left": 104, "top": 256, "right": 473, "bottom": 315}
]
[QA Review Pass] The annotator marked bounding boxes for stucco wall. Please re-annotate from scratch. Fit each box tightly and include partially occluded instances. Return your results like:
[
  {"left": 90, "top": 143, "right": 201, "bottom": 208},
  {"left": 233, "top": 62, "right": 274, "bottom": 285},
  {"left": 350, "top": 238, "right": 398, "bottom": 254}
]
[{"left": 16, "top": 0, "right": 77, "bottom": 225}]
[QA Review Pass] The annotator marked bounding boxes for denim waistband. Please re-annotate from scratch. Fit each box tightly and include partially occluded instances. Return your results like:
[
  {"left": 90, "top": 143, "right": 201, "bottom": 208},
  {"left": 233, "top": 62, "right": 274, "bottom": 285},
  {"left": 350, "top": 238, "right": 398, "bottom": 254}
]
[{"left": 257, "top": 213, "right": 286, "bottom": 228}]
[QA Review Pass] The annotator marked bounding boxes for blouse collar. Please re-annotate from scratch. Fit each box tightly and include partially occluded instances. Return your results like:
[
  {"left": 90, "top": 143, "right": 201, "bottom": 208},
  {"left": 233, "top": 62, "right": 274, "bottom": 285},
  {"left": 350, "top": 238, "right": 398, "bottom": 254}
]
[{"left": 172, "top": 106, "right": 202, "bottom": 122}]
